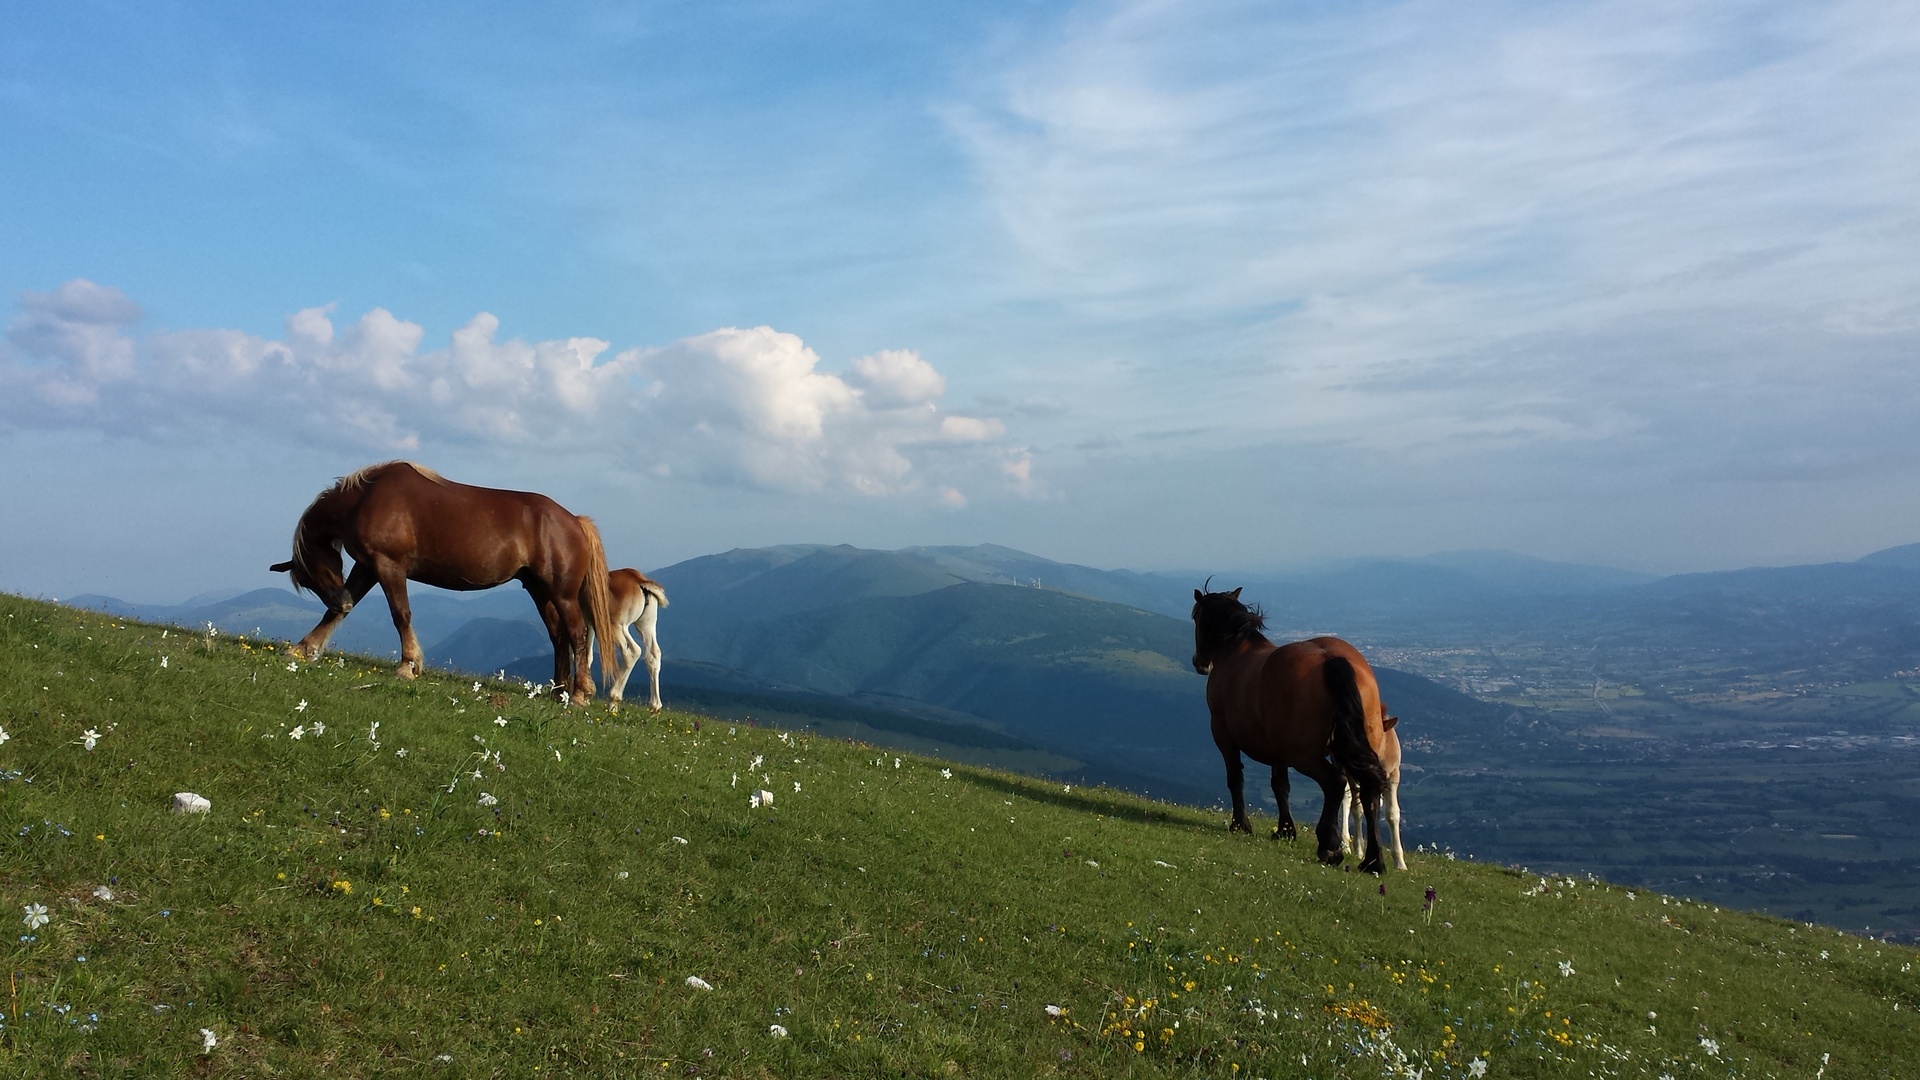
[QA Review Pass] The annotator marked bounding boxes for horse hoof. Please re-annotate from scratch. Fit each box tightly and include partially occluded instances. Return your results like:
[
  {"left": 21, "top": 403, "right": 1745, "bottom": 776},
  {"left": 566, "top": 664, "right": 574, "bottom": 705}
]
[
  {"left": 395, "top": 662, "right": 419, "bottom": 680},
  {"left": 1229, "top": 820, "right": 1253, "bottom": 835},
  {"left": 1361, "top": 858, "right": 1385, "bottom": 876},
  {"left": 1319, "top": 849, "right": 1344, "bottom": 866}
]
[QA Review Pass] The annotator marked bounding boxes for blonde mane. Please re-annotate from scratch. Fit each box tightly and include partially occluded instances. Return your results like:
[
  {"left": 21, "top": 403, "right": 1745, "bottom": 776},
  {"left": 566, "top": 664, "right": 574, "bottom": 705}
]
[
  {"left": 332, "top": 460, "right": 447, "bottom": 494},
  {"left": 288, "top": 462, "right": 448, "bottom": 590}
]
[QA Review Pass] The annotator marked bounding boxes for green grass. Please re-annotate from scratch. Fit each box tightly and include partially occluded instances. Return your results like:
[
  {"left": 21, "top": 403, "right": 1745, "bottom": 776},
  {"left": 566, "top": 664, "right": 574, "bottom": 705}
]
[{"left": 1, "top": 592, "right": 1916, "bottom": 1078}]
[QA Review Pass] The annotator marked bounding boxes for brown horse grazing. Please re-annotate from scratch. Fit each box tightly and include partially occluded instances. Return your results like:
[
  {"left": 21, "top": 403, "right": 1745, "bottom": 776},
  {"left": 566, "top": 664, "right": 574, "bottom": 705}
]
[
  {"left": 1192, "top": 586, "right": 1392, "bottom": 873},
  {"left": 270, "top": 462, "right": 619, "bottom": 702},
  {"left": 603, "top": 568, "right": 668, "bottom": 711}
]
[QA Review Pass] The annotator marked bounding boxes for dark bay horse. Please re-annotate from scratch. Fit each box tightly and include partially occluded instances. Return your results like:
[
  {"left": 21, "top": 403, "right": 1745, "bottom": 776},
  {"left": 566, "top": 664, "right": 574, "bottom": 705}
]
[
  {"left": 1192, "top": 586, "right": 1391, "bottom": 873},
  {"left": 270, "top": 462, "right": 620, "bottom": 702}
]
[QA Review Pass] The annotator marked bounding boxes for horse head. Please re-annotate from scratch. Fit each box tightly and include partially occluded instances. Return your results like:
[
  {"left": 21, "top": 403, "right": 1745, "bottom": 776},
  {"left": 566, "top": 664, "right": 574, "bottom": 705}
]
[
  {"left": 273, "top": 516, "right": 351, "bottom": 611},
  {"left": 1190, "top": 585, "right": 1263, "bottom": 674}
]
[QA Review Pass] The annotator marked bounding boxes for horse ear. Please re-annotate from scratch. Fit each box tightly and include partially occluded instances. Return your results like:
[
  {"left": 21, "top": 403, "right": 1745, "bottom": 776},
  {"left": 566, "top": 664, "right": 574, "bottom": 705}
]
[
  {"left": 1383, "top": 715, "right": 1399, "bottom": 732},
  {"left": 1229, "top": 587, "right": 1242, "bottom": 600},
  {"left": 1193, "top": 588, "right": 1204, "bottom": 601},
  {"left": 269, "top": 561, "right": 294, "bottom": 573}
]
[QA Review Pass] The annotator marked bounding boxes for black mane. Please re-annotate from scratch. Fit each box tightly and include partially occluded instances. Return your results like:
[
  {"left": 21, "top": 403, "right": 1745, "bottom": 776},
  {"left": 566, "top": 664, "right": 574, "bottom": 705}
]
[{"left": 1194, "top": 589, "right": 1269, "bottom": 648}]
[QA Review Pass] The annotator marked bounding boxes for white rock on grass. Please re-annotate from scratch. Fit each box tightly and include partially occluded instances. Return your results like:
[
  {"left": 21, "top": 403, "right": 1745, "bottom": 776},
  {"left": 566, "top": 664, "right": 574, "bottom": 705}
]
[
  {"left": 686, "top": 975, "right": 713, "bottom": 991},
  {"left": 171, "top": 792, "right": 211, "bottom": 814}
]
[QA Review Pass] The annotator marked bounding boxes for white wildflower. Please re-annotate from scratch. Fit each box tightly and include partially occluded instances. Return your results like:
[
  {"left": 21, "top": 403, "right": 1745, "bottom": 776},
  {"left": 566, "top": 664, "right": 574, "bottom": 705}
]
[
  {"left": 686, "top": 975, "right": 713, "bottom": 991},
  {"left": 553, "top": 749, "right": 562, "bottom": 762},
  {"left": 395, "top": 747, "right": 408, "bottom": 757},
  {"left": 793, "top": 781, "right": 801, "bottom": 792},
  {"left": 287, "top": 661, "right": 298, "bottom": 672},
  {"left": 1467, "top": 1059, "right": 1487, "bottom": 1078},
  {"left": 769, "top": 1023, "right": 788, "bottom": 1038},
  {"left": 288, "top": 725, "right": 306, "bottom": 740},
  {"left": 1045, "top": 1005, "right": 1064, "bottom": 1017},
  {"left": 752, "top": 789, "right": 775, "bottom": 808},
  {"left": 616, "top": 870, "right": 630, "bottom": 880},
  {"left": 672, "top": 836, "right": 688, "bottom": 844},
  {"left": 200, "top": 1028, "right": 217, "bottom": 1052},
  {"left": 941, "top": 768, "right": 952, "bottom": 779},
  {"left": 495, "top": 716, "right": 508, "bottom": 727},
  {"left": 23, "top": 903, "right": 50, "bottom": 930},
  {"left": 295, "top": 699, "right": 308, "bottom": 712},
  {"left": 894, "top": 757, "right": 900, "bottom": 768},
  {"left": 749, "top": 754, "right": 764, "bottom": 770},
  {"left": 160, "top": 656, "right": 168, "bottom": 668},
  {"left": 478, "top": 792, "right": 498, "bottom": 807},
  {"left": 82, "top": 729, "right": 101, "bottom": 752},
  {"left": 472, "top": 682, "right": 482, "bottom": 693},
  {"left": 732, "top": 773, "right": 739, "bottom": 787},
  {"left": 1559, "top": 960, "right": 1575, "bottom": 977},
  {"left": 93, "top": 885, "right": 114, "bottom": 901},
  {"left": 1086, "top": 859, "right": 1099, "bottom": 868},
  {"left": 1700, "top": 1037, "right": 1719, "bottom": 1056},
  {"left": 1153, "top": 860, "right": 1175, "bottom": 868},
  {"left": 368, "top": 721, "right": 380, "bottom": 741},
  {"left": 311, "top": 720, "right": 325, "bottom": 735},
  {"left": 1626, "top": 891, "right": 1636, "bottom": 901},
  {"left": 0, "top": 725, "right": 10, "bottom": 744}
]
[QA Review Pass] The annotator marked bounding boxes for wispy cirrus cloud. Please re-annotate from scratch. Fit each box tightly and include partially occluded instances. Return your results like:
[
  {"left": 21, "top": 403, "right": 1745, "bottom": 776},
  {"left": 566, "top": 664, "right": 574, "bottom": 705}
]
[
  {"left": 0, "top": 279, "right": 1017, "bottom": 501},
  {"left": 948, "top": 0, "right": 1920, "bottom": 476}
]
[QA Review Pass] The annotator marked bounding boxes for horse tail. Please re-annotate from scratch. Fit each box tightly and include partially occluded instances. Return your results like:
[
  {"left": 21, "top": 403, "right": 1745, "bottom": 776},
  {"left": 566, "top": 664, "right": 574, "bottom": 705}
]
[
  {"left": 641, "top": 578, "right": 669, "bottom": 608},
  {"left": 575, "top": 516, "right": 621, "bottom": 686},
  {"left": 1324, "top": 656, "right": 1387, "bottom": 806}
]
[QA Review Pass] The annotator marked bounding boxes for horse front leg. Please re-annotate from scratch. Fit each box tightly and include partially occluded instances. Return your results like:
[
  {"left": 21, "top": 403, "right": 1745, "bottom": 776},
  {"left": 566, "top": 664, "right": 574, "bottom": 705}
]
[
  {"left": 1338, "top": 781, "right": 1355, "bottom": 856},
  {"left": 290, "top": 562, "right": 377, "bottom": 660},
  {"left": 1386, "top": 777, "right": 1406, "bottom": 870},
  {"left": 609, "top": 625, "right": 642, "bottom": 703},
  {"left": 1222, "top": 750, "right": 1252, "bottom": 833},
  {"left": 1270, "top": 766, "right": 1296, "bottom": 839},
  {"left": 373, "top": 564, "right": 423, "bottom": 679}
]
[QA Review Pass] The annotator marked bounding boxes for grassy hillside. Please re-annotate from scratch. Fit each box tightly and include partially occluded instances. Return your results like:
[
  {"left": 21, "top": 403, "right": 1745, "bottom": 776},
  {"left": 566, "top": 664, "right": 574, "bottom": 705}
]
[{"left": 2, "top": 593, "right": 1915, "bottom": 1078}]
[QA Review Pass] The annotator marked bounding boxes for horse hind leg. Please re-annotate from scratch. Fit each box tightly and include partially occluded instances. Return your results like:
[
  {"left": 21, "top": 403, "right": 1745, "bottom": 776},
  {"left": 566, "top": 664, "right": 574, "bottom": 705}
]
[
  {"left": 554, "top": 595, "right": 594, "bottom": 703},
  {"left": 1270, "top": 766, "right": 1296, "bottom": 840},
  {"left": 1300, "top": 760, "right": 1346, "bottom": 865},
  {"left": 640, "top": 606, "right": 663, "bottom": 711},
  {"left": 1357, "top": 787, "right": 1387, "bottom": 875}
]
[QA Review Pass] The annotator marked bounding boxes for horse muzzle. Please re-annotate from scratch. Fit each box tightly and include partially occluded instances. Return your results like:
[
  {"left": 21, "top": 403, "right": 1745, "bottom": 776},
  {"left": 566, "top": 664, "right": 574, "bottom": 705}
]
[{"left": 1192, "top": 657, "right": 1212, "bottom": 675}]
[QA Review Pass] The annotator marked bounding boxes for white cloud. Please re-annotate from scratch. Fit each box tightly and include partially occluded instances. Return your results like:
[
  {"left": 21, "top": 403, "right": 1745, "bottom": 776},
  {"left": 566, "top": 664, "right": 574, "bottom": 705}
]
[
  {"left": 0, "top": 282, "right": 1017, "bottom": 500},
  {"left": 846, "top": 348, "right": 946, "bottom": 407}
]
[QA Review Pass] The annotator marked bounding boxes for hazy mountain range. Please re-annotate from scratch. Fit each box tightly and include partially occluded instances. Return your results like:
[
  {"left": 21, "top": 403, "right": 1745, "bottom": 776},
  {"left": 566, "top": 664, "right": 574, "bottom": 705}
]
[{"left": 63, "top": 540, "right": 1920, "bottom": 935}]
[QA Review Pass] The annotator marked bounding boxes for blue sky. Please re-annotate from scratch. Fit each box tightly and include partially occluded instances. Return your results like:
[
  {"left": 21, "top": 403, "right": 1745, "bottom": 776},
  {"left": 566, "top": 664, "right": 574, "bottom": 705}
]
[{"left": 5, "top": 0, "right": 1920, "bottom": 601}]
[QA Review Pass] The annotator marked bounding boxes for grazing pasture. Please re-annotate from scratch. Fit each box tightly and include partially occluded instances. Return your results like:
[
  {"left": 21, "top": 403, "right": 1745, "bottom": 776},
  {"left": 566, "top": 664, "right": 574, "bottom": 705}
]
[{"left": 0, "top": 593, "right": 1914, "bottom": 1077}]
